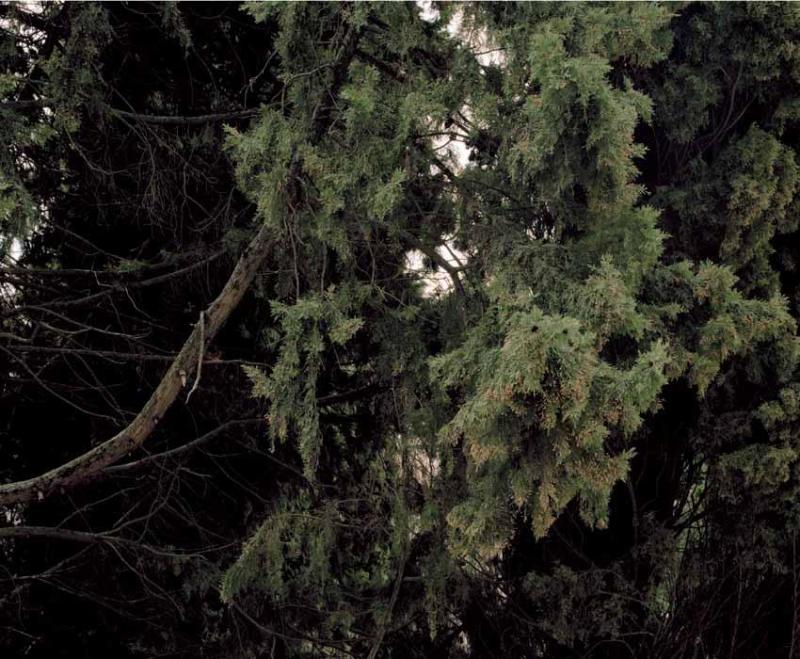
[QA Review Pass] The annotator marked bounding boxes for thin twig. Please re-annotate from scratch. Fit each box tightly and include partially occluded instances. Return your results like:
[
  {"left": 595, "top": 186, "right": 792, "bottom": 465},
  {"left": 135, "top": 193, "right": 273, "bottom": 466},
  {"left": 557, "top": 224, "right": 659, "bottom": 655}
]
[
  {"left": 367, "top": 548, "right": 409, "bottom": 659},
  {"left": 186, "top": 311, "right": 204, "bottom": 403}
]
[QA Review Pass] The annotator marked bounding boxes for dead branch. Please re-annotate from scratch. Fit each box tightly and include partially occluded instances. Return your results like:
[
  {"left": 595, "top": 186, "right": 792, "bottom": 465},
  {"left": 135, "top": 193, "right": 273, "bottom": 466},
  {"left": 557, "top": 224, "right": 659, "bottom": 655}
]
[{"left": 0, "top": 18, "right": 363, "bottom": 507}]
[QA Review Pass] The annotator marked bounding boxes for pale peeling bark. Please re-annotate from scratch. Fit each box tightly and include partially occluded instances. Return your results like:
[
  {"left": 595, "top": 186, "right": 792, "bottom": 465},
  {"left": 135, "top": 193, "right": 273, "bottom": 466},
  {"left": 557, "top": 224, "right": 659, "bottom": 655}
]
[{"left": 0, "top": 222, "right": 275, "bottom": 505}]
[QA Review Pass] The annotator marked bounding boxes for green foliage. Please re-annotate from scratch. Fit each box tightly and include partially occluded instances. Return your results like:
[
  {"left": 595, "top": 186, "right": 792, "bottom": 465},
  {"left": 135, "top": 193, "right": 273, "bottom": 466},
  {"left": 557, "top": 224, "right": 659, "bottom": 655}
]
[
  {"left": 5, "top": 2, "right": 800, "bottom": 657},
  {"left": 221, "top": 495, "right": 337, "bottom": 604},
  {"left": 220, "top": 4, "right": 800, "bottom": 653},
  {"left": 244, "top": 286, "right": 367, "bottom": 477},
  {"left": 659, "top": 127, "right": 799, "bottom": 296}
]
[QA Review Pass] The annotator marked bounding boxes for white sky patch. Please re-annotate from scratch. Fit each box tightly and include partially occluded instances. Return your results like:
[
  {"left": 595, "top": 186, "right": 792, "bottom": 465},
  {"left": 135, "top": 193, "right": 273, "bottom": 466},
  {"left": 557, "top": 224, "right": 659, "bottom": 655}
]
[
  {"left": 417, "top": 0, "right": 439, "bottom": 24},
  {"left": 9, "top": 238, "right": 22, "bottom": 262},
  {"left": 2, "top": 5, "right": 53, "bottom": 271},
  {"left": 408, "top": 1, "right": 507, "bottom": 299},
  {"left": 405, "top": 247, "right": 458, "bottom": 298},
  {"left": 444, "top": 7, "right": 507, "bottom": 68},
  {"left": 391, "top": 433, "right": 441, "bottom": 490}
]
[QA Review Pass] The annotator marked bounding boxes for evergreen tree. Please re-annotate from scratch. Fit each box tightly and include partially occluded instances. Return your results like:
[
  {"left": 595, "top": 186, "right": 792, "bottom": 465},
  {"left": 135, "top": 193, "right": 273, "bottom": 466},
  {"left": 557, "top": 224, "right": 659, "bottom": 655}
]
[{"left": 1, "top": 3, "right": 799, "bottom": 658}]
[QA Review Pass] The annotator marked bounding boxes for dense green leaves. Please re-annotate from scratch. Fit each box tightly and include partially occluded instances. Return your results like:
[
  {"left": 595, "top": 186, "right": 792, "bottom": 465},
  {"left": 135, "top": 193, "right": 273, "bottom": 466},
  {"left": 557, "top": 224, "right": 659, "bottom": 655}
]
[{"left": 3, "top": 2, "right": 800, "bottom": 657}]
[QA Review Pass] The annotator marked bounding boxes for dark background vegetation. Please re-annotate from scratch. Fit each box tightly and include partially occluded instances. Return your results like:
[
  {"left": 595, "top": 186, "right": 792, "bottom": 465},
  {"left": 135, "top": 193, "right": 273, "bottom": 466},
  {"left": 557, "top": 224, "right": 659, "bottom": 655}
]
[{"left": 1, "top": 3, "right": 799, "bottom": 658}]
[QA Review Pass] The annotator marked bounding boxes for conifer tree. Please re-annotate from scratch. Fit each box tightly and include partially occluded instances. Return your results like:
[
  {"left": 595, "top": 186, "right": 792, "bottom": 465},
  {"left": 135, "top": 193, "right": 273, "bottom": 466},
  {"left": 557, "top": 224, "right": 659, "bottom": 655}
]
[{"left": 1, "top": 3, "right": 799, "bottom": 658}]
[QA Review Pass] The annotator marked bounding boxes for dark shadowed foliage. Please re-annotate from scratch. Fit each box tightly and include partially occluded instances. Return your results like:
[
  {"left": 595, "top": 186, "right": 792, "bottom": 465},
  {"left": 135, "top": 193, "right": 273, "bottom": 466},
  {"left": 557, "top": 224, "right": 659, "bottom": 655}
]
[{"left": 1, "top": 3, "right": 799, "bottom": 658}]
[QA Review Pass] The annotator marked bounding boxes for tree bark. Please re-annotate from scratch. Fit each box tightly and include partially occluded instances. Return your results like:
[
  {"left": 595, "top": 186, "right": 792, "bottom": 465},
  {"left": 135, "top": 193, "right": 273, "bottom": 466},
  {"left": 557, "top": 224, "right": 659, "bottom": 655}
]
[
  {"left": 0, "top": 222, "right": 275, "bottom": 505},
  {"left": 0, "top": 16, "right": 362, "bottom": 507}
]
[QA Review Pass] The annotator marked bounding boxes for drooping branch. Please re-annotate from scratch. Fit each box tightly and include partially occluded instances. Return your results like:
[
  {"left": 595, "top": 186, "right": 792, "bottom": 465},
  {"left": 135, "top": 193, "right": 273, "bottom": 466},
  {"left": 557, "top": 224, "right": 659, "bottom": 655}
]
[
  {"left": 0, "top": 18, "right": 363, "bottom": 506},
  {"left": 110, "top": 107, "right": 261, "bottom": 125},
  {"left": 0, "top": 98, "right": 260, "bottom": 124},
  {"left": 0, "top": 219, "right": 277, "bottom": 505},
  {"left": 0, "top": 99, "right": 49, "bottom": 111},
  {"left": 0, "top": 525, "right": 108, "bottom": 545},
  {"left": 3, "top": 345, "right": 266, "bottom": 367},
  {"left": 103, "top": 419, "right": 264, "bottom": 476},
  {"left": 0, "top": 525, "right": 226, "bottom": 558}
]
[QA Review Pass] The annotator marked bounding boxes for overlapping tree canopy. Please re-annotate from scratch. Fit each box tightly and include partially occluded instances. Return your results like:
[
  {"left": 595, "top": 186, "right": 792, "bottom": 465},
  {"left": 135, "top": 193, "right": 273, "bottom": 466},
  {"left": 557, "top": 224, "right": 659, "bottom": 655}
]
[{"left": 1, "top": 3, "right": 799, "bottom": 657}]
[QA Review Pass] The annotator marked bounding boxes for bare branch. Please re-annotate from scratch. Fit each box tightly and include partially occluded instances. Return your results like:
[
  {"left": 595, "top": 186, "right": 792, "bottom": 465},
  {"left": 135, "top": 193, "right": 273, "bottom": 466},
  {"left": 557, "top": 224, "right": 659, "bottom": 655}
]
[
  {"left": 0, "top": 526, "right": 106, "bottom": 545},
  {"left": 110, "top": 107, "right": 260, "bottom": 126},
  {"left": 0, "top": 18, "right": 363, "bottom": 507},
  {"left": 185, "top": 311, "right": 204, "bottom": 404},
  {"left": 104, "top": 419, "right": 264, "bottom": 476},
  {"left": 0, "top": 98, "right": 260, "bottom": 124},
  {"left": 0, "top": 220, "right": 275, "bottom": 505}
]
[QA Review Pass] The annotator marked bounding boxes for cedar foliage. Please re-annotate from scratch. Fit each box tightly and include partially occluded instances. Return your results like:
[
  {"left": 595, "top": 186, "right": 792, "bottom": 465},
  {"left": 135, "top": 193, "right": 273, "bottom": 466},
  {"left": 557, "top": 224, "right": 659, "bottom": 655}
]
[{"left": 1, "top": 3, "right": 800, "bottom": 658}]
